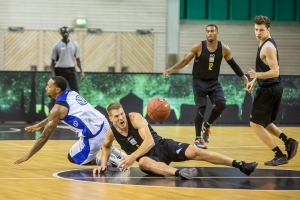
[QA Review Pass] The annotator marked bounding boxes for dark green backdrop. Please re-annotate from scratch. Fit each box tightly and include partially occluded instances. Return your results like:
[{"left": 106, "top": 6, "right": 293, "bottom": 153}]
[{"left": 0, "top": 72, "right": 299, "bottom": 124}]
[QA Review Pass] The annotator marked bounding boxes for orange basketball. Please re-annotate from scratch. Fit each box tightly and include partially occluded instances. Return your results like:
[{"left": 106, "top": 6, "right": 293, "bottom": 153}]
[{"left": 147, "top": 97, "right": 171, "bottom": 122}]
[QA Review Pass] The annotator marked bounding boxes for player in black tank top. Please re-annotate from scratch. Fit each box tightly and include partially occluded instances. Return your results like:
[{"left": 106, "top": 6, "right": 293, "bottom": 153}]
[
  {"left": 93, "top": 102, "right": 258, "bottom": 179},
  {"left": 247, "top": 16, "right": 298, "bottom": 166},
  {"left": 111, "top": 115, "right": 162, "bottom": 157},
  {"left": 163, "top": 24, "right": 249, "bottom": 149}
]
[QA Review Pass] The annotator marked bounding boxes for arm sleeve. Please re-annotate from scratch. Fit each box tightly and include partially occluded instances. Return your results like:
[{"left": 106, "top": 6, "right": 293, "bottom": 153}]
[{"left": 226, "top": 58, "right": 244, "bottom": 77}]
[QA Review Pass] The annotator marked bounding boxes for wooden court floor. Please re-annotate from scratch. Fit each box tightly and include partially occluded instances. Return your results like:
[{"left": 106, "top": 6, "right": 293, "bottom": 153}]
[{"left": 0, "top": 126, "right": 299, "bottom": 200}]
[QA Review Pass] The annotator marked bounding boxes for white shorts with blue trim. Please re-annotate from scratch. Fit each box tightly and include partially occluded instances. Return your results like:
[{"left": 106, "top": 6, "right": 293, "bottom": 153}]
[{"left": 69, "top": 121, "right": 109, "bottom": 165}]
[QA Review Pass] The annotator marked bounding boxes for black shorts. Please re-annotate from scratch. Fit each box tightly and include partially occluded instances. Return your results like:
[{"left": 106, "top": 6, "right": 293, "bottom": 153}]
[
  {"left": 144, "top": 139, "right": 190, "bottom": 165},
  {"left": 192, "top": 77, "right": 226, "bottom": 108},
  {"left": 250, "top": 82, "right": 283, "bottom": 127},
  {"left": 55, "top": 67, "right": 79, "bottom": 92}
]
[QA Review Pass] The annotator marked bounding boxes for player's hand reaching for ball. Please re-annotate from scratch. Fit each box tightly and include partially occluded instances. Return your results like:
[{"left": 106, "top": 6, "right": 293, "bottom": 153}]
[
  {"left": 24, "top": 124, "right": 42, "bottom": 132},
  {"left": 93, "top": 165, "right": 107, "bottom": 174},
  {"left": 13, "top": 155, "right": 29, "bottom": 165},
  {"left": 118, "top": 155, "right": 136, "bottom": 172}
]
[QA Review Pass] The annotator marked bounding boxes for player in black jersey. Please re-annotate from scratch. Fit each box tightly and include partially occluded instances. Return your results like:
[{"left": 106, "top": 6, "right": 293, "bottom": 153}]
[
  {"left": 247, "top": 16, "right": 298, "bottom": 166},
  {"left": 163, "top": 24, "right": 248, "bottom": 149},
  {"left": 93, "top": 103, "right": 258, "bottom": 179}
]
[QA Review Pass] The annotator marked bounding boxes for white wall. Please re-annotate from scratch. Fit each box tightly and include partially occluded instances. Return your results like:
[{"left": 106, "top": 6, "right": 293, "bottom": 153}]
[{"left": 0, "top": 0, "right": 168, "bottom": 71}]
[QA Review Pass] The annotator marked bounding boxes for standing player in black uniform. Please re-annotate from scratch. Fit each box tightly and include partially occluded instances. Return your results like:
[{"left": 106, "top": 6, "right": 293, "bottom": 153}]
[
  {"left": 93, "top": 103, "right": 258, "bottom": 179},
  {"left": 247, "top": 16, "right": 298, "bottom": 166},
  {"left": 163, "top": 24, "right": 248, "bottom": 149}
]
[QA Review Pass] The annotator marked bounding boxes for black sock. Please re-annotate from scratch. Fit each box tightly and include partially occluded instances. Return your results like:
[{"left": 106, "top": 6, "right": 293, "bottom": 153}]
[
  {"left": 279, "top": 133, "right": 289, "bottom": 144},
  {"left": 232, "top": 160, "right": 243, "bottom": 169},
  {"left": 272, "top": 146, "right": 284, "bottom": 157},
  {"left": 175, "top": 169, "right": 180, "bottom": 176}
]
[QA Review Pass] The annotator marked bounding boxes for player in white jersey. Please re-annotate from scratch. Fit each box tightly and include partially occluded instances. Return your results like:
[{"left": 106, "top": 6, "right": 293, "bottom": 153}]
[{"left": 13, "top": 76, "right": 125, "bottom": 168}]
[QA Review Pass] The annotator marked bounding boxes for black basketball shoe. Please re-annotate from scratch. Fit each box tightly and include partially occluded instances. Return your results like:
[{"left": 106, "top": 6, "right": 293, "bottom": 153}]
[
  {"left": 239, "top": 162, "right": 258, "bottom": 176},
  {"left": 285, "top": 138, "right": 298, "bottom": 160},
  {"left": 264, "top": 155, "right": 288, "bottom": 166},
  {"left": 178, "top": 168, "right": 198, "bottom": 180}
]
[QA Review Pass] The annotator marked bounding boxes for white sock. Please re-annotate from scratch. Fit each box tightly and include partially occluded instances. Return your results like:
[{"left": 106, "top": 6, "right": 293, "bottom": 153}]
[
  {"left": 96, "top": 157, "right": 102, "bottom": 166},
  {"left": 111, "top": 146, "right": 126, "bottom": 158}
]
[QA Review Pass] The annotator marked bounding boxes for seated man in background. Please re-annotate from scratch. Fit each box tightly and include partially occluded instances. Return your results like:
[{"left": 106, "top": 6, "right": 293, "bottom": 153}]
[
  {"left": 13, "top": 76, "right": 125, "bottom": 168},
  {"left": 93, "top": 102, "right": 258, "bottom": 179}
]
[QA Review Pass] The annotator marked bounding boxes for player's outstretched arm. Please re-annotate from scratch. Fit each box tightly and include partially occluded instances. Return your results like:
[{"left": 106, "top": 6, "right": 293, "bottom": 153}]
[
  {"left": 246, "top": 77, "right": 257, "bottom": 93},
  {"left": 222, "top": 43, "right": 248, "bottom": 88},
  {"left": 25, "top": 118, "right": 49, "bottom": 132},
  {"left": 249, "top": 43, "right": 279, "bottom": 79},
  {"left": 162, "top": 44, "right": 200, "bottom": 77},
  {"left": 13, "top": 105, "right": 65, "bottom": 165},
  {"left": 93, "top": 128, "right": 115, "bottom": 174},
  {"left": 118, "top": 113, "right": 155, "bottom": 172}
]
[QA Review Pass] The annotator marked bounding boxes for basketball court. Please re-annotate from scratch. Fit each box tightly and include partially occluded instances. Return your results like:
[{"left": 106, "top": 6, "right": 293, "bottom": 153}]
[{"left": 1, "top": 124, "right": 299, "bottom": 199}]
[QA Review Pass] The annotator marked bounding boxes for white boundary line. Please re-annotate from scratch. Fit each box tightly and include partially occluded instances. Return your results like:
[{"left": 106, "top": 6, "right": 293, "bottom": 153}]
[
  {"left": 0, "top": 178, "right": 56, "bottom": 180},
  {"left": 0, "top": 128, "right": 21, "bottom": 133},
  {"left": 52, "top": 168, "right": 300, "bottom": 191}
]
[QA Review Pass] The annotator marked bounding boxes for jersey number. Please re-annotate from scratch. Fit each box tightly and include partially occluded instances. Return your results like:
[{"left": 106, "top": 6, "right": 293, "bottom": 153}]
[{"left": 208, "top": 63, "right": 213, "bottom": 70}]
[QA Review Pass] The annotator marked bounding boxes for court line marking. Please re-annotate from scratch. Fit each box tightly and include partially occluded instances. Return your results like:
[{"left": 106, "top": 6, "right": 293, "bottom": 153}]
[
  {"left": 0, "top": 141, "right": 295, "bottom": 149},
  {"left": 52, "top": 176, "right": 300, "bottom": 179},
  {"left": 0, "top": 128, "right": 21, "bottom": 133},
  {"left": 0, "top": 178, "right": 56, "bottom": 180},
  {"left": 52, "top": 169, "right": 300, "bottom": 191}
]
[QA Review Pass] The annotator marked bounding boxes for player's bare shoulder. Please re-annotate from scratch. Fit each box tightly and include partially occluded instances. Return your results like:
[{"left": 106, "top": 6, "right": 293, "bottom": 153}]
[
  {"left": 221, "top": 42, "right": 232, "bottom": 57},
  {"left": 191, "top": 43, "right": 201, "bottom": 51},
  {"left": 190, "top": 43, "right": 202, "bottom": 56},
  {"left": 262, "top": 41, "right": 276, "bottom": 52},
  {"left": 106, "top": 127, "right": 115, "bottom": 140},
  {"left": 129, "top": 112, "right": 148, "bottom": 128},
  {"left": 261, "top": 41, "right": 277, "bottom": 58},
  {"left": 221, "top": 42, "right": 231, "bottom": 51}
]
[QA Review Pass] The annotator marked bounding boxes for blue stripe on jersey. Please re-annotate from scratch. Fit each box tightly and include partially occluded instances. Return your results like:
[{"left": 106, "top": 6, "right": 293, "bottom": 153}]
[
  {"left": 64, "top": 115, "right": 92, "bottom": 137},
  {"left": 64, "top": 115, "right": 105, "bottom": 138},
  {"left": 72, "top": 137, "right": 91, "bottom": 164}
]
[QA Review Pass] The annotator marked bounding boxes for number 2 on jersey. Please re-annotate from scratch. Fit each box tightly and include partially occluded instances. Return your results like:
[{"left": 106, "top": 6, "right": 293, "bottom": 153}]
[{"left": 208, "top": 63, "right": 213, "bottom": 70}]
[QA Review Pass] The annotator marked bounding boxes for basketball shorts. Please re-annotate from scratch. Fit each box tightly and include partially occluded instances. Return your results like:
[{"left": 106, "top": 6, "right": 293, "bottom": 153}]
[
  {"left": 68, "top": 120, "right": 109, "bottom": 165},
  {"left": 192, "top": 78, "right": 226, "bottom": 108},
  {"left": 145, "top": 139, "right": 190, "bottom": 165},
  {"left": 250, "top": 82, "right": 283, "bottom": 127}
]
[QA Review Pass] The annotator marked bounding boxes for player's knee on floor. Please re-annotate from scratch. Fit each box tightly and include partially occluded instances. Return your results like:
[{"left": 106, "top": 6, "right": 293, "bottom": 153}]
[
  {"left": 67, "top": 153, "right": 92, "bottom": 165},
  {"left": 67, "top": 153, "right": 76, "bottom": 164}
]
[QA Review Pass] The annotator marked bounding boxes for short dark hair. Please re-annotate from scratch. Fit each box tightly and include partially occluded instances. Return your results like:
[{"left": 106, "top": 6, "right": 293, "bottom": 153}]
[
  {"left": 51, "top": 76, "right": 68, "bottom": 92},
  {"left": 206, "top": 24, "right": 218, "bottom": 31},
  {"left": 60, "top": 26, "right": 69, "bottom": 34},
  {"left": 106, "top": 102, "right": 123, "bottom": 116},
  {"left": 254, "top": 15, "right": 271, "bottom": 28}
]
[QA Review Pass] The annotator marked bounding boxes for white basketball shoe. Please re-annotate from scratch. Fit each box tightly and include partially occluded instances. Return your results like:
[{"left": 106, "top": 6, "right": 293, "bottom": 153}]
[{"left": 107, "top": 154, "right": 122, "bottom": 171}]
